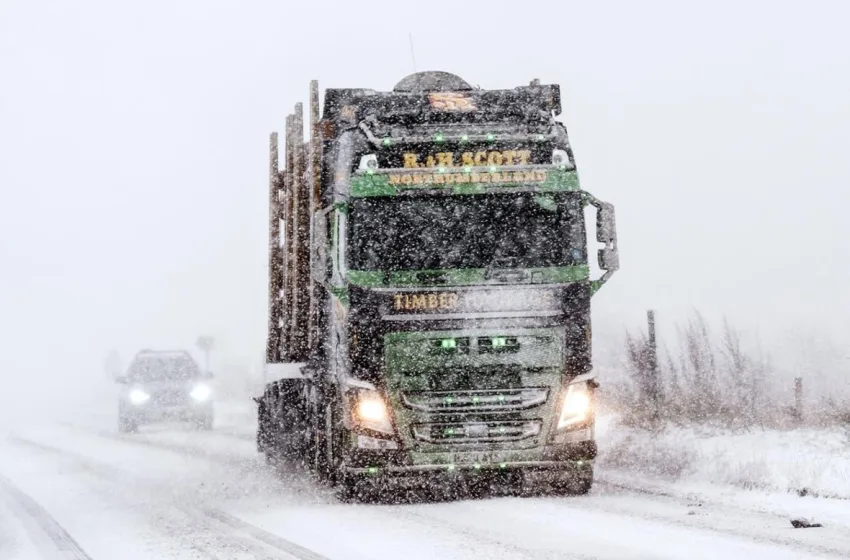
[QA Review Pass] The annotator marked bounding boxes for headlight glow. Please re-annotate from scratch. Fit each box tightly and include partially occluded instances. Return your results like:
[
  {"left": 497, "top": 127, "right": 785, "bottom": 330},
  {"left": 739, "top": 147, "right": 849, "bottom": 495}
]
[
  {"left": 353, "top": 390, "right": 394, "bottom": 434},
  {"left": 129, "top": 388, "right": 150, "bottom": 405},
  {"left": 190, "top": 383, "right": 212, "bottom": 401},
  {"left": 557, "top": 381, "right": 592, "bottom": 429}
]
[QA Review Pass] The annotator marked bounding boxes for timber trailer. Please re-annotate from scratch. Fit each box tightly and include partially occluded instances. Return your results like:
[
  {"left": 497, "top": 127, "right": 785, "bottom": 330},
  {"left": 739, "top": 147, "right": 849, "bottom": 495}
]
[{"left": 255, "top": 72, "right": 619, "bottom": 501}]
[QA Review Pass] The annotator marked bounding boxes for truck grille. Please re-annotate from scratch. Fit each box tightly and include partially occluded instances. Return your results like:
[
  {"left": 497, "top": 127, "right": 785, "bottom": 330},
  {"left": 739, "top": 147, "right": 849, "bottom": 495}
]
[
  {"left": 412, "top": 420, "right": 542, "bottom": 444},
  {"left": 401, "top": 388, "right": 548, "bottom": 413}
]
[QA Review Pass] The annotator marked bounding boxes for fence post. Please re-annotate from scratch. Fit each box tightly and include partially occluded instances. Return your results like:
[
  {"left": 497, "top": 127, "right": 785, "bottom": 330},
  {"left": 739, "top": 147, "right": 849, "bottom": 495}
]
[
  {"left": 794, "top": 377, "right": 803, "bottom": 424},
  {"left": 647, "top": 310, "right": 661, "bottom": 425}
]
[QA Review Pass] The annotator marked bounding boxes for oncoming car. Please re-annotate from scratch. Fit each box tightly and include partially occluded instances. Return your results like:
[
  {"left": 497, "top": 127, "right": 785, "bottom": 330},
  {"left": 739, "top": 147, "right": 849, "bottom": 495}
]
[{"left": 116, "top": 350, "right": 214, "bottom": 432}]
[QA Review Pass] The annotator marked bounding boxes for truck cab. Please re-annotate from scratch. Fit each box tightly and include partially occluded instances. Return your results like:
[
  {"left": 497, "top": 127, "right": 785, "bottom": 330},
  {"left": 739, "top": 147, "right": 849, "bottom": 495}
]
[{"left": 258, "top": 72, "right": 618, "bottom": 500}]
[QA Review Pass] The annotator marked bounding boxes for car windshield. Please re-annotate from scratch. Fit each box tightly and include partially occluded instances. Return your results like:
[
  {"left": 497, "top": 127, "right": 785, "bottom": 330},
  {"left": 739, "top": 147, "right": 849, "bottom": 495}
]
[
  {"left": 128, "top": 356, "right": 199, "bottom": 382},
  {"left": 348, "top": 192, "right": 586, "bottom": 271}
]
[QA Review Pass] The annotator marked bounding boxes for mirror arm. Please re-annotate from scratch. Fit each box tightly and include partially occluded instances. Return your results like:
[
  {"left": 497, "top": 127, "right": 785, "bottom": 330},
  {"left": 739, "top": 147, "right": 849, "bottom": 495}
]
[
  {"left": 590, "top": 270, "right": 614, "bottom": 296},
  {"left": 581, "top": 190, "right": 600, "bottom": 208}
]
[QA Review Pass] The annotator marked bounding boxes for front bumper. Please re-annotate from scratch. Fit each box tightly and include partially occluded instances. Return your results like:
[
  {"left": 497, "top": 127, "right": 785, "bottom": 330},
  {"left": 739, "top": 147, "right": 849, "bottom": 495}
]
[
  {"left": 342, "top": 440, "right": 596, "bottom": 475},
  {"left": 344, "top": 459, "right": 591, "bottom": 475},
  {"left": 122, "top": 402, "right": 213, "bottom": 423},
  {"left": 340, "top": 453, "right": 594, "bottom": 496}
]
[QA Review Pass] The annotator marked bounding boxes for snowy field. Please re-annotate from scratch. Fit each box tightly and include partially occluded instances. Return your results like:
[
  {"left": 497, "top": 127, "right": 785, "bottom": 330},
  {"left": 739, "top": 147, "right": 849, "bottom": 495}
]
[
  {"left": 1, "top": 398, "right": 850, "bottom": 559},
  {"left": 597, "top": 417, "right": 850, "bottom": 500}
]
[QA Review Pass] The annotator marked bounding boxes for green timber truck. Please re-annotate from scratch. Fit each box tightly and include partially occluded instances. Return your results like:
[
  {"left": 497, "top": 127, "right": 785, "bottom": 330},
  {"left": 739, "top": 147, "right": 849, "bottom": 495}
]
[{"left": 255, "top": 72, "right": 619, "bottom": 501}]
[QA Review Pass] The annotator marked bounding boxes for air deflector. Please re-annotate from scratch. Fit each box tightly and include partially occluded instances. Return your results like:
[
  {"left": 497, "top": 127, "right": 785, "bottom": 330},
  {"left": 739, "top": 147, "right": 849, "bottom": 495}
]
[{"left": 393, "top": 72, "right": 473, "bottom": 93}]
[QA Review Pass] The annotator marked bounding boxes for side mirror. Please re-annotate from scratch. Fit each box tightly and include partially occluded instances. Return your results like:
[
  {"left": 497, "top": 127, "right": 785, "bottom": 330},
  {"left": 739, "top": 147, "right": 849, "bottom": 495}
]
[
  {"left": 115, "top": 376, "right": 128, "bottom": 384},
  {"left": 596, "top": 201, "right": 617, "bottom": 244},
  {"left": 598, "top": 247, "right": 619, "bottom": 272},
  {"left": 311, "top": 210, "right": 329, "bottom": 283},
  {"left": 595, "top": 201, "right": 619, "bottom": 272},
  {"left": 204, "top": 371, "right": 215, "bottom": 379},
  {"left": 584, "top": 194, "right": 619, "bottom": 295}
]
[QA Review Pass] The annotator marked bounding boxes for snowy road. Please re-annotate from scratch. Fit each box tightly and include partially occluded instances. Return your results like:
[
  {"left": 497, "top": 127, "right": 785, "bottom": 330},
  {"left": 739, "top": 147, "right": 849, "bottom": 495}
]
[{"left": 1, "top": 406, "right": 848, "bottom": 560}]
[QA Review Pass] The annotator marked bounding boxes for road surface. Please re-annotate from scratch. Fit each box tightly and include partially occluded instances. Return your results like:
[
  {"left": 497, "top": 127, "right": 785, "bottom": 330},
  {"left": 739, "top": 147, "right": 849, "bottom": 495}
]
[{"left": 1, "top": 403, "right": 848, "bottom": 560}]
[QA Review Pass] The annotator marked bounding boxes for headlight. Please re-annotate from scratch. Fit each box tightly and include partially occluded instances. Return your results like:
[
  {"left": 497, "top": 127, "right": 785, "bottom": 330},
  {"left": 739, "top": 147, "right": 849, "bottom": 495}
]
[
  {"left": 352, "top": 389, "right": 393, "bottom": 435},
  {"left": 190, "top": 383, "right": 212, "bottom": 401},
  {"left": 129, "top": 388, "right": 150, "bottom": 405},
  {"left": 557, "top": 381, "right": 592, "bottom": 429}
]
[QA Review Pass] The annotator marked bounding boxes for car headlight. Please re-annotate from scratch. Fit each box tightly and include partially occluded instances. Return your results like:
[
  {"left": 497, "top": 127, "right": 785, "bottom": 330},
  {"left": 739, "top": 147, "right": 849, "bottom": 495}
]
[
  {"left": 557, "top": 381, "right": 592, "bottom": 429},
  {"left": 129, "top": 388, "right": 150, "bottom": 405},
  {"left": 190, "top": 383, "right": 212, "bottom": 402},
  {"left": 351, "top": 389, "right": 393, "bottom": 435}
]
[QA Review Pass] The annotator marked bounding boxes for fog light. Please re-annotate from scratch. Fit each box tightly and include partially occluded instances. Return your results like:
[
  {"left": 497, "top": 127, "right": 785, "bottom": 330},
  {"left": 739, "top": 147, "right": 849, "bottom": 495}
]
[{"left": 357, "top": 434, "right": 398, "bottom": 450}]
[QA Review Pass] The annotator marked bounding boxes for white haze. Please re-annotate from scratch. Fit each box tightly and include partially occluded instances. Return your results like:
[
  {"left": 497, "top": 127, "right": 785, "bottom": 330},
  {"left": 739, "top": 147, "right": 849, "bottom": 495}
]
[{"left": 1, "top": 0, "right": 849, "bottom": 420}]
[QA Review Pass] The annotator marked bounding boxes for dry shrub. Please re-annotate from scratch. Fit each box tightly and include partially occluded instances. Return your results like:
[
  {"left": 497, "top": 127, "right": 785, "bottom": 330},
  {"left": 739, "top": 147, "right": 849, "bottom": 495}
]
[{"left": 618, "top": 311, "right": 777, "bottom": 428}]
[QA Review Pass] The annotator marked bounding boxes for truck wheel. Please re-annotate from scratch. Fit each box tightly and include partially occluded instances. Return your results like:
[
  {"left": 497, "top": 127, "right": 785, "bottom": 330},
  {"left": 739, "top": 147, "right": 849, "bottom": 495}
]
[
  {"left": 313, "top": 404, "right": 333, "bottom": 483},
  {"left": 323, "top": 404, "right": 362, "bottom": 501},
  {"left": 334, "top": 472, "right": 381, "bottom": 503},
  {"left": 118, "top": 416, "right": 138, "bottom": 434},
  {"left": 334, "top": 472, "right": 359, "bottom": 502},
  {"left": 324, "top": 404, "right": 346, "bottom": 488},
  {"left": 256, "top": 401, "right": 269, "bottom": 453},
  {"left": 264, "top": 449, "right": 279, "bottom": 466},
  {"left": 553, "top": 465, "right": 593, "bottom": 496}
]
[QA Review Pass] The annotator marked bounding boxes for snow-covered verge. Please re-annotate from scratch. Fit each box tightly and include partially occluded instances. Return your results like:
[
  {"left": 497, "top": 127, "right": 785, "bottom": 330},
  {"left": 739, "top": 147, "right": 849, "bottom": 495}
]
[
  {"left": 596, "top": 415, "right": 850, "bottom": 500},
  {"left": 0, "top": 497, "right": 41, "bottom": 560}
]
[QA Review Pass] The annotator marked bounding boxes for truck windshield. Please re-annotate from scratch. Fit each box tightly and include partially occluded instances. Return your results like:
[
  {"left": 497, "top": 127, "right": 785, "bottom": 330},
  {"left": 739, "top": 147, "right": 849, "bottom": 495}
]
[
  {"left": 128, "top": 356, "right": 199, "bottom": 382},
  {"left": 349, "top": 192, "right": 586, "bottom": 272}
]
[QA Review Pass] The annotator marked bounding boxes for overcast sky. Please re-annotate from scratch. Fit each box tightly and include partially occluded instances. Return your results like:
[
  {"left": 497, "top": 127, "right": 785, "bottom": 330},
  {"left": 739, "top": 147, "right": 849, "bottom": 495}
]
[{"left": 2, "top": 0, "right": 849, "bottom": 408}]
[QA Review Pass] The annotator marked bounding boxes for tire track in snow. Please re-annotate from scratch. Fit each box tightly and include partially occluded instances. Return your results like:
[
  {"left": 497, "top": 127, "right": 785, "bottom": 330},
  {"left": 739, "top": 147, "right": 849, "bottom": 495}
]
[
  {"left": 48, "top": 426, "right": 578, "bottom": 559},
  {"left": 211, "top": 426, "right": 256, "bottom": 442},
  {"left": 59, "top": 420, "right": 266, "bottom": 475},
  {"left": 40, "top": 424, "right": 850, "bottom": 558},
  {"left": 8, "top": 436, "right": 332, "bottom": 560},
  {"left": 0, "top": 471, "right": 93, "bottom": 559},
  {"left": 384, "top": 505, "right": 597, "bottom": 560},
  {"left": 60, "top": 421, "right": 334, "bottom": 504},
  {"left": 202, "top": 509, "right": 329, "bottom": 560}
]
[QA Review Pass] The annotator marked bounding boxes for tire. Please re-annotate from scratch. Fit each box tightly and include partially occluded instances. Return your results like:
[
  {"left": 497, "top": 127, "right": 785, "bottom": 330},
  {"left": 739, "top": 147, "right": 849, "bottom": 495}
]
[
  {"left": 552, "top": 465, "right": 593, "bottom": 496},
  {"left": 333, "top": 470, "right": 381, "bottom": 503},
  {"left": 118, "top": 416, "right": 138, "bottom": 433},
  {"left": 256, "top": 401, "right": 268, "bottom": 453},
  {"left": 324, "top": 403, "right": 361, "bottom": 501},
  {"left": 334, "top": 472, "right": 359, "bottom": 502},
  {"left": 325, "top": 404, "right": 344, "bottom": 487},
  {"left": 264, "top": 448, "right": 281, "bottom": 467},
  {"left": 313, "top": 404, "right": 333, "bottom": 483}
]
